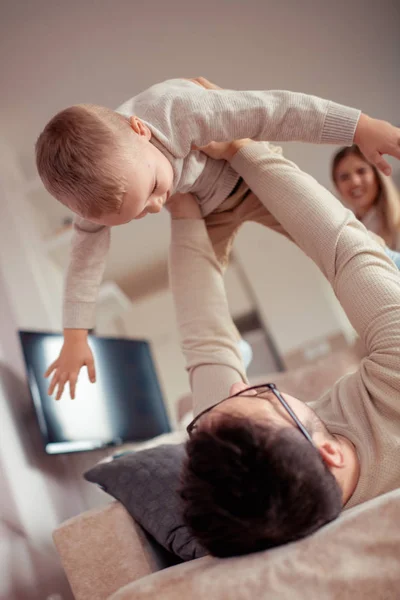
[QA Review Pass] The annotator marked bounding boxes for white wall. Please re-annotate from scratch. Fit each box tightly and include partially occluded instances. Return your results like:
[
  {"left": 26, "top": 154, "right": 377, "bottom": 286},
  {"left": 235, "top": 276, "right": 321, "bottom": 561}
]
[
  {"left": 1, "top": 0, "right": 399, "bottom": 171},
  {"left": 0, "top": 268, "right": 79, "bottom": 600},
  {"left": 233, "top": 223, "right": 356, "bottom": 361},
  {"left": 0, "top": 264, "right": 77, "bottom": 598},
  {"left": 0, "top": 144, "right": 107, "bottom": 599},
  {"left": 0, "top": 144, "right": 63, "bottom": 332}
]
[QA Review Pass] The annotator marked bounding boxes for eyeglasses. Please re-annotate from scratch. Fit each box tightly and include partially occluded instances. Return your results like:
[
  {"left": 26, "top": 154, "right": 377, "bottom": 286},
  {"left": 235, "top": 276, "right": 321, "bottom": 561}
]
[{"left": 186, "top": 383, "right": 316, "bottom": 447}]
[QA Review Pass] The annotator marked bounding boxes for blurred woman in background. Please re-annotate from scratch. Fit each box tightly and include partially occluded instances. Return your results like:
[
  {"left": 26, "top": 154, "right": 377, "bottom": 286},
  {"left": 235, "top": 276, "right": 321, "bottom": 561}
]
[{"left": 332, "top": 144, "right": 400, "bottom": 251}]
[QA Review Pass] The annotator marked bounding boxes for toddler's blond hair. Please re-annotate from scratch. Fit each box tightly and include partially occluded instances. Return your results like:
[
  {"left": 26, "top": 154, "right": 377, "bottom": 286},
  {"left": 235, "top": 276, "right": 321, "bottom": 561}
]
[{"left": 35, "top": 104, "right": 132, "bottom": 219}]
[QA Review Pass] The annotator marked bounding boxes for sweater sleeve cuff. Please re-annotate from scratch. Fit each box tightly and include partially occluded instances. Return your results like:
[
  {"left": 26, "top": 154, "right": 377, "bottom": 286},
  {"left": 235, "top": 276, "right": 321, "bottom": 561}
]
[
  {"left": 321, "top": 102, "right": 361, "bottom": 146},
  {"left": 63, "top": 301, "right": 96, "bottom": 330}
]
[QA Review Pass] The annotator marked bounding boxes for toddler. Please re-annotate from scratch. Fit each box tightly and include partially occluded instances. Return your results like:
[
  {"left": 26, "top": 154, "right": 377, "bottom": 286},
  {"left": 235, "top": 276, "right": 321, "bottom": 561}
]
[{"left": 35, "top": 76, "right": 400, "bottom": 399}]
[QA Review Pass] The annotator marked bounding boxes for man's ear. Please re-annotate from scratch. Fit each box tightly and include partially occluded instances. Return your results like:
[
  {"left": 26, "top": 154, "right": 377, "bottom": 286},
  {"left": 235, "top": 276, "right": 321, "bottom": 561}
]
[
  {"left": 129, "top": 116, "right": 151, "bottom": 140},
  {"left": 318, "top": 440, "right": 345, "bottom": 469}
]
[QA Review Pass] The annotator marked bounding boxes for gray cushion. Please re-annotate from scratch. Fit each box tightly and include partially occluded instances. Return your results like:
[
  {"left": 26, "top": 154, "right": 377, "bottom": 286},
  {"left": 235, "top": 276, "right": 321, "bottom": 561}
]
[{"left": 84, "top": 443, "right": 207, "bottom": 561}]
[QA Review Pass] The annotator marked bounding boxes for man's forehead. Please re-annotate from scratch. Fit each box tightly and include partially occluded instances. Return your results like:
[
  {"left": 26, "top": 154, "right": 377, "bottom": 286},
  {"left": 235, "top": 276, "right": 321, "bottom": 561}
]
[{"left": 212, "top": 392, "right": 279, "bottom": 415}]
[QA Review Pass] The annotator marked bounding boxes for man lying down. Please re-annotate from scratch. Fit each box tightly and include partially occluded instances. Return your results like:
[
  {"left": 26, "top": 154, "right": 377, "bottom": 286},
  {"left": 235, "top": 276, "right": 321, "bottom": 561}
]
[{"left": 168, "top": 138, "right": 400, "bottom": 557}]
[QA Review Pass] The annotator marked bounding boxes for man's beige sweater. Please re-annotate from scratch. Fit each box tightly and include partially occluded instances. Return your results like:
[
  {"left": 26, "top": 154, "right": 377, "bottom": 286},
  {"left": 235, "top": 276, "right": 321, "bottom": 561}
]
[
  {"left": 64, "top": 79, "right": 359, "bottom": 329},
  {"left": 169, "top": 143, "right": 400, "bottom": 510}
]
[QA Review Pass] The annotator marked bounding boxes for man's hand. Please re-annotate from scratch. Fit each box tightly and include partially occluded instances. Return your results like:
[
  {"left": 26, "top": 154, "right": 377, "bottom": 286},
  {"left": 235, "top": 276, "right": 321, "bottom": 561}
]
[
  {"left": 187, "top": 76, "right": 222, "bottom": 90},
  {"left": 196, "top": 139, "right": 253, "bottom": 162},
  {"left": 166, "top": 193, "right": 202, "bottom": 220},
  {"left": 355, "top": 114, "right": 400, "bottom": 176},
  {"left": 45, "top": 329, "right": 95, "bottom": 400}
]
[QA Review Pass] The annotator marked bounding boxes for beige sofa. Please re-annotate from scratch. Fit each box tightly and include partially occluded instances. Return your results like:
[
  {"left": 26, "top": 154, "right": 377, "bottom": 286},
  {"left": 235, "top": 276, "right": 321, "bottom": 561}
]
[{"left": 53, "top": 348, "right": 400, "bottom": 600}]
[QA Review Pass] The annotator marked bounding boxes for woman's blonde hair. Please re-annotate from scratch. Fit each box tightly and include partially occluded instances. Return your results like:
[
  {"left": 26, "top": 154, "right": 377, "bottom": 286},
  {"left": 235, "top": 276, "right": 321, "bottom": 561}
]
[{"left": 332, "top": 145, "right": 400, "bottom": 249}]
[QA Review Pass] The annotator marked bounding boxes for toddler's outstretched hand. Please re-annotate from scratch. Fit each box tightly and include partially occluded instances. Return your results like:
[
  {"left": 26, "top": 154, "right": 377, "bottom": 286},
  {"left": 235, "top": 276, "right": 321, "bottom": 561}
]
[
  {"left": 45, "top": 330, "right": 96, "bottom": 400},
  {"left": 355, "top": 114, "right": 400, "bottom": 176}
]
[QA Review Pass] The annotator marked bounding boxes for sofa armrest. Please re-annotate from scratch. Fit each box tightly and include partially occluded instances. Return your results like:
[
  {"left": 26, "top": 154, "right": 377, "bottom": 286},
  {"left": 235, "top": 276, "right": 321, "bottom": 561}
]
[
  {"left": 110, "top": 490, "right": 400, "bottom": 600},
  {"left": 53, "top": 501, "right": 163, "bottom": 600}
]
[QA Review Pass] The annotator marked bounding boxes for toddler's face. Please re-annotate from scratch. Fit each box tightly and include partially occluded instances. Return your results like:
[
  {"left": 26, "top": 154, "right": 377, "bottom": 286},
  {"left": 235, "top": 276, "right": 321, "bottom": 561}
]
[{"left": 90, "top": 126, "right": 174, "bottom": 227}]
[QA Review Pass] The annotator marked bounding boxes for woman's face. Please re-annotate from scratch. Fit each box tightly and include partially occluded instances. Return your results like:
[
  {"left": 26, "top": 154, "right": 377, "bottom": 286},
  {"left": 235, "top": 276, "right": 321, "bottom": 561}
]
[{"left": 334, "top": 154, "right": 380, "bottom": 218}]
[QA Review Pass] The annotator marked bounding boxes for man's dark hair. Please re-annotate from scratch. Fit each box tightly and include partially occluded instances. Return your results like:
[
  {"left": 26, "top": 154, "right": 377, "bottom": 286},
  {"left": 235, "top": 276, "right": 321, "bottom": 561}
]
[{"left": 180, "top": 415, "right": 342, "bottom": 557}]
